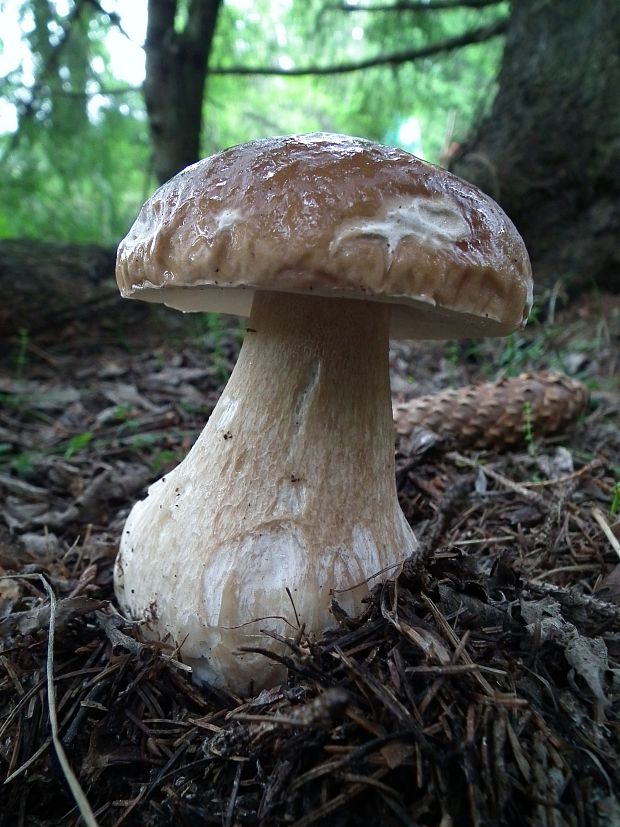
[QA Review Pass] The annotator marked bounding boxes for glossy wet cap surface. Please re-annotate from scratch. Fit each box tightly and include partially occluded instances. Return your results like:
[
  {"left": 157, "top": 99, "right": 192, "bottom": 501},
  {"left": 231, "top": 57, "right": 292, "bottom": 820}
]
[{"left": 117, "top": 133, "right": 533, "bottom": 339}]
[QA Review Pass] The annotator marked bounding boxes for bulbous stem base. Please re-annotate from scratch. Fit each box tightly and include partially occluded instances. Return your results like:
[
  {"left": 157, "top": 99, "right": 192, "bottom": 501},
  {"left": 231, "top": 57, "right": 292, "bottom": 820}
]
[{"left": 115, "top": 292, "right": 417, "bottom": 694}]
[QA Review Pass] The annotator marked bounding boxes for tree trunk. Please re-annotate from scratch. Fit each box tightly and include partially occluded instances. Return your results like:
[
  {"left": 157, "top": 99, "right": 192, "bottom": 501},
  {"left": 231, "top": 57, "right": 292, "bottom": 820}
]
[
  {"left": 452, "top": 0, "right": 620, "bottom": 294},
  {"left": 144, "top": 0, "right": 222, "bottom": 184}
]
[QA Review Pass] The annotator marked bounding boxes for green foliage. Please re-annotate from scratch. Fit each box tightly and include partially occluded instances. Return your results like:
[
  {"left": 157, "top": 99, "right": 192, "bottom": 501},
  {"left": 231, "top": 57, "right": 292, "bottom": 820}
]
[
  {"left": 0, "top": 0, "right": 151, "bottom": 243},
  {"left": 112, "top": 403, "right": 135, "bottom": 423},
  {"left": 444, "top": 340, "right": 460, "bottom": 386},
  {"left": 63, "top": 430, "right": 93, "bottom": 458},
  {"left": 150, "top": 448, "right": 184, "bottom": 474},
  {"left": 181, "top": 312, "right": 244, "bottom": 383},
  {"left": 521, "top": 399, "right": 537, "bottom": 456},
  {"left": 9, "top": 451, "right": 37, "bottom": 475},
  {"left": 207, "top": 1, "right": 506, "bottom": 161},
  {"left": 611, "top": 480, "right": 620, "bottom": 516},
  {"left": 14, "top": 328, "right": 29, "bottom": 380},
  {"left": 1, "top": 103, "right": 150, "bottom": 243},
  {"left": 0, "top": 0, "right": 508, "bottom": 243},
  {"left": 499, "top": 325, "right": 546, "bottom": 376}
]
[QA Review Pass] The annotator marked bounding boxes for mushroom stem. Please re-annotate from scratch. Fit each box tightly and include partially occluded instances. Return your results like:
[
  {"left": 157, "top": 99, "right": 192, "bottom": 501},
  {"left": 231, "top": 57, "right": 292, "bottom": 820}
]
[{"left": 115, "top": 291, "right": 417, "bottom": 692}]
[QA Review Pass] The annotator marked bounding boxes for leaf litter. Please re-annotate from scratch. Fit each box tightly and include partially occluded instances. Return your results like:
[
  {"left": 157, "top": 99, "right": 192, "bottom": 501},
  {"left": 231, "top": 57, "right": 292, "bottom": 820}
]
[{"left": 0, "top": 295, "right": 619, "bottom": 826}]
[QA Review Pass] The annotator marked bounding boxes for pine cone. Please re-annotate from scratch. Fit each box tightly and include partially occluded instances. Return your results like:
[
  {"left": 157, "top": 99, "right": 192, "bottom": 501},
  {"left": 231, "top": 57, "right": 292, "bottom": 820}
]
[{"left": 393, "top": 372, "right": 589, "bottom": 451}]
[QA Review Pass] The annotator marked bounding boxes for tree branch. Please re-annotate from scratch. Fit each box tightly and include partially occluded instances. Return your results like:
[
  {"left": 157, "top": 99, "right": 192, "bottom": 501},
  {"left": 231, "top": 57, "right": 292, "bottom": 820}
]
[
  {"left": 329, "top": 0, "right": 502, "bottom": 11},
  {"left": 54, "top": 84, "right": 142, "bottom": 98},
  {"left": 210, "top": 18, "right": 507, "bottom": 77}
]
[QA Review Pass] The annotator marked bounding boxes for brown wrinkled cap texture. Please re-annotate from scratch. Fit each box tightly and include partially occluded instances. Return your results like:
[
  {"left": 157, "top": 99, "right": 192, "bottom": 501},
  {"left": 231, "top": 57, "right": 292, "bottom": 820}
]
[{"left": 116, "top": 133, "right": 533, "bottom": 339}]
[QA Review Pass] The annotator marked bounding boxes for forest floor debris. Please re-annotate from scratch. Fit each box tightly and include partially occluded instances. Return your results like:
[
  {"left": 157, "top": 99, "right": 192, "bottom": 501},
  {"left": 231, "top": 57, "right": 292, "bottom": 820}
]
[{"left": 0, "top": 293, "right": 619, "bottom": 826}]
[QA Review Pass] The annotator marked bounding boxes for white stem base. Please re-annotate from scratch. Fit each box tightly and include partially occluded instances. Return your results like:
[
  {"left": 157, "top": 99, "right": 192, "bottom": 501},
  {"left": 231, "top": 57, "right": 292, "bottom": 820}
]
[{"left": 115, "top": 292, "right": 417, "bottom": 694}]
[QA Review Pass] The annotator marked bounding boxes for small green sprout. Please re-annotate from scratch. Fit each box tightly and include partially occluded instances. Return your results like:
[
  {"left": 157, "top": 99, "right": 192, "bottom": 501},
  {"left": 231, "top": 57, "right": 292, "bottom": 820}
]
[
  {"left": 64, "top": 431, "right": 93, "bottom": 458},
  {"left": 611, "top": 481, "right": 620, "bottom": 516},
  {"left": 14, "top": 328, "right": 29, "bottom": 380},
  {"left": 522, "top": 400, "right": 536, "bottom": 456}
]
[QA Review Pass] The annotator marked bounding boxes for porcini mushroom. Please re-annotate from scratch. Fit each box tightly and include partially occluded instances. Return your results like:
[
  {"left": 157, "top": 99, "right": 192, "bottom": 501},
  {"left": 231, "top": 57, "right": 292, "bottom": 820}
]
[{"left": 114, "top": 133, "right": 532, "bottom": 693}]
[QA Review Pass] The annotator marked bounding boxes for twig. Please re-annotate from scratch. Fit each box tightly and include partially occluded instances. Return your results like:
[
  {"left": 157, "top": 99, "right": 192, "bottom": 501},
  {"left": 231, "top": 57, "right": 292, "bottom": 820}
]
[
  {"left": 40, "top": 575, "right": 100, "bottom": 826},
  {"left": 524, "top": 459, "right": 604, "bottom": 488},
  {"left": 225, "top": 762, "right": 243, "bottom": 827},
  {"left": 526, "top": 579, "right": 620, "bottom": 619},
  {"left": 112, "top": 741, "right": 191, "bottom": 827},
  {"left": 420, "top": 593, "right": 495, "bottom": 696},
  {"left": 290, "top": 768, "right": 392, "bottom": 827},
  {"left": 3, "top": 737, "right": 52, "bottom": 784},
  {"left": 453, "top": 535, "right": 516, "bottom": 546},
  {"left": 530, "top": 564, "right": 600, "bottom": 583},
  {"left": 447, "top": 452, "right": 547, "bottom": 508},
  {"left": 592, "top": 507, "right": 620, "bottom": 560}
]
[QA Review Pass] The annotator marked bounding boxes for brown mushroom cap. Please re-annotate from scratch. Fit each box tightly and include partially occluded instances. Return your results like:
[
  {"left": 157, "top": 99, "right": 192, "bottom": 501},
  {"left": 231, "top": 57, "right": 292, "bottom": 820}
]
[{"left": 117, "top": 133, "right": 532, "bottom": 339}]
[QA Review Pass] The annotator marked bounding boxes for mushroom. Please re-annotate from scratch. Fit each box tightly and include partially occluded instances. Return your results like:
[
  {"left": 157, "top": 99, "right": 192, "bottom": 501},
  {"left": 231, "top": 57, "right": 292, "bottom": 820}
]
[{"left": 114, "top": 133, "right": 532, "bottom": 694}]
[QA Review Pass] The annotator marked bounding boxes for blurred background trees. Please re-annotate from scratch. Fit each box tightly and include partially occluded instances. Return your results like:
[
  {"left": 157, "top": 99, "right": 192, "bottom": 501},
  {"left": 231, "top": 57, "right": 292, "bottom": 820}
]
[
  {"left": 452, "top": 0, "right": 620, "bottom": 293},
  {"left": 0, "top": 0, "right": 618, "bottom": 295},
  {"left": 144, "top": 0, "right": 221, "bottom": 183}
]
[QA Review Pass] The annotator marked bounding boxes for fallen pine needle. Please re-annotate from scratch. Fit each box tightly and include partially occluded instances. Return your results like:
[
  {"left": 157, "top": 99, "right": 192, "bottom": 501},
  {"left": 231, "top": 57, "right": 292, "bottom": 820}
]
[
  {"left": 530, "top": 563, "right": 600, "bottom": 583},
  {"left": 39, "top": 574, "right": 100, "bottom": 826},
  {"left": 0, "top": 574, "right": 100, "bottom": 826},
  {"left": 592, "top": 507, "right": 620, "bottom": 560},
  {"left": 446, "top": 452, "right": 547, "bottom": 508}
]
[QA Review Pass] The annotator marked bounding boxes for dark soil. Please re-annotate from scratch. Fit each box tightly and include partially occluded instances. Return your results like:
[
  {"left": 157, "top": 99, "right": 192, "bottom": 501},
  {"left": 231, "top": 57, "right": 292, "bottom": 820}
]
[{"left": 0, "top": 292, "right": 619, "bottom": 826}]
